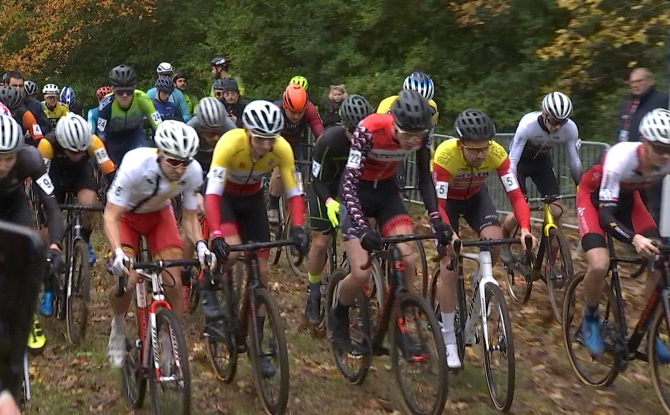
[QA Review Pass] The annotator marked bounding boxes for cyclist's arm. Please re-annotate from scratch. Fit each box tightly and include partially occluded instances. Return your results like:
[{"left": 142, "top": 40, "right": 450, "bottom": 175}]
[
  {"left": 96, "top": 97, "right": 113, "bottom": 140},
  {"left": 87, "top": 108, "right": 99, "bottom": 134},
  {"left": 88, "top": 135, "right": 116, "bottom": 174},
  {"left": 507, "top": 129, "right": 528, "bottom": 176},
  {"left": 204, "top": 138, "right": 231, "bottom": 233},
  {"left": 311, "top": 131, "right": 345, "bottom": 202},
  {"left": 277, "top": 140, "right": 305, "bottom": 226},
  {"left": 103, "top": 202, "right": 126, "bottom": 251},
  {"left": 431, "top": 163, "right": 452, "bottom": 225},
  {"left": 496, "top": 157, "right": 531, "bottom": 230},
  {"left": 37, "top": 139, "right": 54, "bottom": 172},
  {"left": 28, "top": 149, "right": 64, "bottom": 246},
  {"left": 566, "top": 123, "right": 583, "bottom": 185},
  {"left": 597, "top": 165, "right": 636, "bottom": 243},
  {"left": 305, "top": 102, "right": 324, "bottom": 139},
  {"left": 341, "top": 126, "right": 373, "bottom": 237},
  {"left": 181, "top": 169, "right": 205, "bottom": 244},
  {"left": 138, "top": 92, "right": 163, "bottom": 130},
  {"left": 173, "top": 89, "right": 191, "bottom": 122},
  {"left": 22, "top": 111, "right": 44, "bottom": 142},
  {"left": 105, "top": 167, "right": 135, "bottom": 250},
  {"left": 416, "top": 145, "right": 440, "bottom": 221}
]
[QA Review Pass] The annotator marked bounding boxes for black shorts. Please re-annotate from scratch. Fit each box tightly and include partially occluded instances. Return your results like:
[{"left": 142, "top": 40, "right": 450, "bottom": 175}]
[
  {"left": 341, "top": 178, "right": 411, "bottom": 238},
  {"left": 219, "top": 190, "right": 270, "bottom": 244},
  {"left": 517, "top": 154, "right": 559, "bottom": 197},
  {"left": 444, "top": 185, "right": 500, "bottom": 235},
  {"left": 0, "top": 194, "right": 33, "bottom": 229},
  {"left": 308, "top": 191, "right": 331, "bottom": 232},
  {"left": 49, "top": 160, "right": 97, "bottom": 204}
]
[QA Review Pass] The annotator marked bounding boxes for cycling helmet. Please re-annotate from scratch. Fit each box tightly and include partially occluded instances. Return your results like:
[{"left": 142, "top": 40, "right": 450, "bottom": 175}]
[
  {"left": 109, "top": 64, "right": 137, "bottom": 87},
  {"left": 289, "top": 75, "right": 309, "bottom": 91},
  {"left": 542, "top": 91, "right": 573, "bottom": 120},
  {"left": 172, "top": 72, "right": 187, "bottom": 82},
  {"left": 403, "top": 72, "right": 435, "bottom": 101},
  {"left": 243, "top": 100, "right": 284, "bottom": 136},
  {"left": 196, "top": 97, "right": 227, "bottom": 129},
  {"left": 391, "top": 89, "right": 432, "bottom": 131},
  {"left": 283, "top": 84, "right": 308, "bottom": 111},
  {"left": 213, "top": 79, "right": 226, "bottom": 91},
  {"left": 55, "top": 114, "right": 91, "bottom": 152},
  {"left": 59, "top": 86, "right": 76, "bottom": 106},
  {"left": 96, "top": 86, "right": 113, "bottom": 100},
  {"left": 339, "top": 94, "right": 372, "bottom": 130},
  {"left": 211, "top": 56, "right": 230, "bottom": 67},
  {"left": 42, "top": 83, "right": 59, "bottom": 95},
  {"left": 0, "top": 86, "right": 25, "bottom": 110},
  {"left": 639, "top": 108, "right": 670, "bottom": 145},
  {"left": 24, "top": 81, "right": 38, "bottom": 97},
  {"left": 156, "top": 62, "right": 174, "bottom": 74},
  {"left": 454, "top": 108, "right": 496, "bottom": 140},
  {"left": 154, "top": 120, "right": 200, "bottom": 159},
  {"left": 0, "top": 114, "right": 23, "bottom": 154},
  {"left": 155, "top": 76, "right": 173, "bottom": 93}
]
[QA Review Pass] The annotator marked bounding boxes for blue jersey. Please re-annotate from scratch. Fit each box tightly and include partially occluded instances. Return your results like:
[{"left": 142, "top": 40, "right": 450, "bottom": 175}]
[
  {"left": 153, "top": 99, "right": 183, "bottom": 122},
  {"left": 87, "top": 107, "right": 98, "bottom": 134},
  {"left": 146, "top": 87, "right": 190, "bottom": 122}
]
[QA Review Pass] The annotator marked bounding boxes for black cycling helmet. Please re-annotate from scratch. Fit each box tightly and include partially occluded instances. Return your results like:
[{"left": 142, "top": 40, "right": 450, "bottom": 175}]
[
  {"left": 454, "top": 108, "right": 496, "bottom": 140},
  {"left": 391, "top": 89, "right": 432, "bottom": 131},
  {"left": 211, "top": 56, "right": 230, "bottom": 67},
  {"left": 0, "top": 86, "right": 25, "bottom": 110},
  {"left": 339, "top": 94, "right": 372, "bottom": 130},
  {"left": 155, "top": 76, "right": 173, "bottom": 93},
  {"left": 24, "top": 81, "right": 38, "bottom": 97},
  {"left": 213, "top": 79, "right": 226, "bottom": 91},
  {"left": 109, "top": 64, "right": 137, "bottom": 87},
  {"left": 172, "top": 72, "right": 187, "bottom": 82}
]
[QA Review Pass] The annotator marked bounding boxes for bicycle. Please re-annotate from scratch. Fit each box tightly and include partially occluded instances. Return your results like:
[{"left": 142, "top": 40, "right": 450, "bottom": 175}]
[
  {"left": 16, "top": 353, "right": 31, "bottom": 410},
  {"left": 563, "top": 233, "right": 670, "bottom": 413},
  {"left": 56, "top": 198, "right": 103, "bottom": 345},
  {"left": 326, "top": 233, "right": 448, "bottom": 415},
  {"left": 117, "top": 255, "right": 197, "bottom": 415},
  {"left": 503, "top": 194, "right": 575, "bottom": 322},
  {"left": 203, "top": 239, "right": 303, "bottom": 415},
  {"left": 283, "top": 159, "right": 312, "bottom": 278},
  {"left": 430, "top": 236, "right": 532, "bottom": 412}
]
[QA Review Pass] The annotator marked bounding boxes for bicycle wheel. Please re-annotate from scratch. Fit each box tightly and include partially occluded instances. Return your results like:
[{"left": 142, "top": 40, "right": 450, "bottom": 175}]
[
  {"left": 412, "top": 240, "right": 429, "bottom": 298},
  {"left": 326, "top": 268, "right": 372, "bottom": 385},
  {"left": 265, "top": 188, "right": 283, "bottom": 266},
  {"left": 391, "top": 291, "right": 448, "bottom": 415},
  {"left": 649, "top": 306, "right": 670, "bottom": 413},
  {"left": 546, "top": 228, "right": 574, "bottom": 323},
  {"left": 248, "top": 287, "right": 289, "bottom": 415},
  {"left": 205, "top": 273, "right": 238, "bottom": 383},
  {"left": 482, "top": 283, "right": 515, "bottom": 412},
  {"left": 149, "top": 308, "right": 191, "bottom": 415},
  {"left": 503, "top": 247, "right": 532, "bottom": 303},
  {"left": 284, "top": 210, "right": 308, "bottom": 278},
  {"left": 121, "top": 337, "right": 146, "bottom": 408},
  {"left": 562, "top": 272, "right": 620, "bottom": 387},
  {"left": 66, "top": 239, "right": 90, "bottom": 345}
]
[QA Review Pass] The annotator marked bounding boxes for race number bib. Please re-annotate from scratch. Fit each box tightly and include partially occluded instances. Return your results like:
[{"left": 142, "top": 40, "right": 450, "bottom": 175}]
[
  {"left": 32, "top": 124, "right": 42, "bottom": 137},
  {"left": 208, "top": 166, "right": 226, "bottom": 183},
  {"left": 150, "top": 112, "right": 162, "bottom": 125},
  {"left": 94, "top": 148, "right": 110, "bottom": 163},
  {"left": 97, "top": 117, "right": 107, "bottom": 131},
  {"left": 435, "top": 181, "right": 448, "bottom": 199},
  {"left": 500, "top": 173, "right": 519, "bottom": 192},
  {"left": 35, "top": 173, "right": 54, "bottom": 195},
  {"left": 312, "top": 160, "right": 322, "bottom": 177},
  {"left": 346, "top": 150, "right": 362, "bottom": 169}
]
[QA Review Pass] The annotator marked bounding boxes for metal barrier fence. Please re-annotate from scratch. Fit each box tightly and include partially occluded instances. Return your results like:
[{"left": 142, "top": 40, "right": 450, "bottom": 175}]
[{"left": 403, "top": 133, "right": 610, "bottom": 228}]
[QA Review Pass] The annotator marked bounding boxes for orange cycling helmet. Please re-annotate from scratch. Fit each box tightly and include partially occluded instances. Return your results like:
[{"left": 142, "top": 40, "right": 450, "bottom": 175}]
[{"left": 283, "top": 83, "right": 308, "bottom": 112}]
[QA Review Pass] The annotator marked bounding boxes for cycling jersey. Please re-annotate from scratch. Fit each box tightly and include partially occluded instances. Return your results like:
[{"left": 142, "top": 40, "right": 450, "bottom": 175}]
[
  {"left": 377, "top": 95, "right": 439, "bottom": 126},
  {"left": 312, "top": 125, "right": 350, "bottom": 202},
  {"left": 12, "top": 106, "right": 44, "bottom": 142},
  {"left": 41, "top": 102, "right": 69, "bottom": 129},
  {"left": 187, "top": 115, "right": 236, "bottom": 174},
  {"left": 432, "top": 138, "right": 530, "bottom": 229},
  {"left": 0, "top": 102, "right": 9, "bottom": 116},
  {"left": 87, "top": 107, "right": 98, "bottom": 134},
  {"left": 0, "top": 146, "right": 64, "bottom": 245},
  {"left": 146, "top": 87, "right": 190, "bottom": 122},
  {"left": 38, "top": 134, "right": 115, "bottom": 175},
  {"left": 204, "top": 128, "right": 305, "bottom": 233},
  {"left": 341, "top": 113, "right": 438, "bottom": 239},
  {"left": 273, "top": 100, "right": 324, "bottom": 145},
  {"left": 152, "top": 98, "right": 183, "bottom": 122},
  {"left": 508, "top": 111, "right": 582, "bottom": 185},
  {"left": 107, "top": 147, "right": 202, "bottom": 214},
  {"left": 96, "top": 91, "right": 162, "bottom": 164}
]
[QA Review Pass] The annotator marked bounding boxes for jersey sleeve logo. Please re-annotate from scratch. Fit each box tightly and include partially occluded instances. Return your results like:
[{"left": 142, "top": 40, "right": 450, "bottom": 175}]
[{"left": 36, "top": 173, "right": 55, "bottom": 195}]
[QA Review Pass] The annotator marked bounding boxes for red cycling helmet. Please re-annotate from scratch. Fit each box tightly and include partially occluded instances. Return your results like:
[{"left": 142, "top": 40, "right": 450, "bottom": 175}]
[
  {"left": 283, "top": 83, "right": 308, "bottom": 112},
  {"left": 96, "top": 86, "right": 113, "bottom": 100}
]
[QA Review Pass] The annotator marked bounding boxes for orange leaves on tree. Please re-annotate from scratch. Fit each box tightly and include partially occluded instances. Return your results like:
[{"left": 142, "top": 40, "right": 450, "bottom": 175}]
[{"left": 448, "top": 0, "right": 510, "bottom": 25}]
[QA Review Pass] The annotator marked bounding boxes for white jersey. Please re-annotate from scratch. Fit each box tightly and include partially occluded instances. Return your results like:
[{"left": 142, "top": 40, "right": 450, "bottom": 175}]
[
  {"left": 508, "top": 111, "right": 582, "bottom": 184},
  {"left": 107, "top": 147, "right": 203, "bottom": 213}
]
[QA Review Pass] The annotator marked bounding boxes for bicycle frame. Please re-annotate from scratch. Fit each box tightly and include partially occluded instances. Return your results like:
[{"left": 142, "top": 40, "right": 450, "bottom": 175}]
[{"left": 458, "top": 249, "right": 498, "bottom": 348}]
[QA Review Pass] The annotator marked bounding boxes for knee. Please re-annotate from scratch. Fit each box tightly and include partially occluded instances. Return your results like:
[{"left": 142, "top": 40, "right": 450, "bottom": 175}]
[
  {"left": 310, "top": 233, "right": 329, "bottom": 252},
  {"left": 349, "top": 267, "right": 372, "bottom": 287},
  {"left": 587, "top": 258, "right": 610, "bottom": 279},
  {"left": 398, "top": 243, "right": 415, "bottom": 266}
]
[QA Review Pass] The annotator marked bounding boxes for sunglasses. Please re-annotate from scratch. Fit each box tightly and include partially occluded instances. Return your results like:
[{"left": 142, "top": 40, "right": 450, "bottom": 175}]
[
  {"left": 164, "top": 156, "right": 193, "bottom": 167},
  {"left": 44, "top": 95, "right": 57, "bottom": 100},
  {"left": 650, "top": 143, "right": 670, "bottom": 155},
  {"left": 396, "top": 125, "right": 429, "bottom": 141},
  {"left": 114, "top": 89, "right": 134, "bottom": 97},
  {"left": 545, "top": 116, "right": 568, "bottom": 127},
  {"left": 461, "top": 143, "right": 490, "bottom": 153}
]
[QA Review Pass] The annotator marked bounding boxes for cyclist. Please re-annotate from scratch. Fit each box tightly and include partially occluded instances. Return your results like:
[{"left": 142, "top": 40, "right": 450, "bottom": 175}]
[
  {"left": 60, "top": 87, "right": 83, "bottom": 117},
  {"left": 146, "top": 62, "right": 190, "bottom": 122},
  {"left": 432, "top": 109, "right": 534, "bottom": 368},
  {"left": 96, "top": 64, "right": 162, "bottom": 165},
  {"left": 210, "top": 55, "right": 245, "bottom": 96},
  {"left": 501, "top": 91, "right": 582, "bottom": 261},
  {"left": 4, "top": 71, "right": 52, "bottom": 134},
  {"left": 216, "top": 78, "right": 246, "bottom": 127},
  {"left": 377, "top": 72, "right": 439, "bottom": 128},
  {"left": 87, "top": 86, "right": 113, "bottom": 134},
  {"left": 173, "top": 72, "right": 197, "bottom": 117},
  {"left": 105, "top": 120, "right": 215, "bottom": 367},
  {"left": 0, "top": 86, "right": 45, "bottom": 143},
  {"left": 577, "top": 108, "right": 670, "bottom": 360},
  {"left": 41, "top": 84, "right": 69, "bottom": 129},
  {"left": 38, "top": 113, "right": 116, "bottom": 267},
  {"left": 24, "top": 81, "right": 38, "bottom": 100},
  {"left": 267, "top": 83, "right": 324, "bottom": 224},
  {"left": 328, "top": 90, "right": 452, "bottom": 354},
  {"left": 0, "top": 114, "right": 65, "bottom": 352},
  {"left": 152, "top": 76, "right": 183, "bottom": 122},
  {"left": 205, "top": 100, "right": 309, "bottom": 377},
  {"left": 304, "top": 94, "right": 372, "bottom": 325}
]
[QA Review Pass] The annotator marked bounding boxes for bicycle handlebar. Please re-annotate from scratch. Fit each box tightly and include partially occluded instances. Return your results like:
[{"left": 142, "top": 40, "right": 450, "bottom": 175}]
[
  {"left": 229, "top": 239, "right": 305, "bottom": 267},
  {"left": 58, "top": 204, "right": 105, "bottom": 212},
  {"left": 132, "top": 258, "right": 200, "bottom": 271},
  {"left": 525, "top": 194, "right": 576, "bottom": 204},
  {"left": 360, "top": 233, "right": 447, "bottom": 270}
]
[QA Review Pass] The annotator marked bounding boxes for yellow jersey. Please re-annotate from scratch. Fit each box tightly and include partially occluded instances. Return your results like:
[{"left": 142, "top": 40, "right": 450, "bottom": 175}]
[
  {"left": 41, "top": 102, "right": 69, "bottom": 128},
  {"left": 206, "top": 128, "right": 300, "bottom": 197},
  {"left": 377, "top": 95, "right": 439, "bottom": 126},
  {"left": 38, "top": 134, "right": 116, "bottom": 174}
]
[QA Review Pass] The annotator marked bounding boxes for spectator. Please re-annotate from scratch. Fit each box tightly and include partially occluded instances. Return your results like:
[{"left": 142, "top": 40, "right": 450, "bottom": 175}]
[
  {"left": 172, "top": 72, "right": 197, "bottom": 117},
  {"left": 4, "top": 71, "right": 52, "bottom": 134},
  {"left": 210, "top": 55, "right": 245, "bottom": 96},
  {"left": 217, "top": 78, "right": 247, "bottom": 127},
  {"left": 320, "top": 84, "right": 347, "bottom": 128}
]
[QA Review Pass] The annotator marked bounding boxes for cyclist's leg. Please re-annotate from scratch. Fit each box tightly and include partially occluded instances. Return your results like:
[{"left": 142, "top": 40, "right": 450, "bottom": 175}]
[
  {"left": 75, "top": 162, "right": 100, "bottom": 261},
  {"left": 438, "top": 200, "right": 462, "bottom": 365},
  {"left": 462, "top": 186, "right": 503, "bottom": 262},
  {"left": 237, "top": 191, "right": 271, "bottom": 285},
  {"left": 378, "top": 185, "right": 415, "bottom": 285},
  {"left": 530, "top": 154, "right": 563, "bottom": 223},
  {"left": 306, "top": 192, "right": 331, "bottom": 323}
]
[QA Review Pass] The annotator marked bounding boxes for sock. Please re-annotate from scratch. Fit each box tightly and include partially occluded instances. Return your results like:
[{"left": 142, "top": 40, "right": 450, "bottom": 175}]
[
  {"left": 268, "top": 194, "right": 280, "bottom": 210},
  {"left": 308, "top": 272, "right": 322, "bottom": 284},
  {"left": 308, "top": 282, "right": 321, "bottom": 297},
  {"left": 441, "top": 312, "right": 456, "bottom": 344}
]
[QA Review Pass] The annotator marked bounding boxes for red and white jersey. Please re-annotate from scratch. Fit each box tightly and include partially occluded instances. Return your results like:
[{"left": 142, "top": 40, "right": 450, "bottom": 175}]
[{"left": 0, "top": 102, "right": 10, "bottom": 117}]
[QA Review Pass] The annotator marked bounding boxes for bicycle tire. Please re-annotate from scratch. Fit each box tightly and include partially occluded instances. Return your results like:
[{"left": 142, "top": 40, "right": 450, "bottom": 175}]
[
  {"left": 326, "top": 268, "right": 372, "bottom": 385},
  {"left": 414, "top": 240, "right": 429, "bottom": 298},
  {"left": 120, "top": 337, "right": 146, "bottom": 408},
  {"left": 248, "top": 287, "right": 290, "bottom": 415},
  {"left": 562, "top": 272, "right": 620, "bottom": 387},
  {"left": 206, "top": 272, "right": 238, "bottom": 383},
  {"left": 649, "top": 306, "right": 670, "bottom": 414},
  {"left": 546, "top": 228, "right": 574, "bottom": 323},
  {"left": 503, "top": 257, "right": 532, "bottom": 304},
  {"left": 66, "top": 239, "right": 90, "bottom": 345},
  {"left": 149, "top": 308, "right": 191, "bottom": 415},
  {"left": 284, "top": 210, "right": 308, "bottom": 279},
  {"left": 391, "top": 291, "right": 448, "bottom": 415},
  {"left": 482, "top": 283, "right": 515, "bottom": 412}
]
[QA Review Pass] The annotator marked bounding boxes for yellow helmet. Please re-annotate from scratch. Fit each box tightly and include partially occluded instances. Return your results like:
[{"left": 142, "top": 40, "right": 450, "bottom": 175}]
[{"left": 289, "top": 75, "right": 309, "bottom": 91}]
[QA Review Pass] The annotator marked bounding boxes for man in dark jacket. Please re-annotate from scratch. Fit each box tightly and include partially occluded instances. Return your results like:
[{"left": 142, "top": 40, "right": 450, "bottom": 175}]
[
  {"left": 5, "top": 71, "right": 53, "bottom": 135},
  {"left": 217, "top": 77, "right": 247, "bottom": 128}
]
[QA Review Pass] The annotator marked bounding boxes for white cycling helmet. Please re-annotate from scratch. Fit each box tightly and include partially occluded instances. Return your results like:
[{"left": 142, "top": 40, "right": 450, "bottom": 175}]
[
  {"left": 403, "top": 72, "right": 435, "bottom": 101},
  {"left": 639, "top": 108, "right": 670, "bottom": 145},
  {"left": 154, "top": 120, "right": 200, "bottom": 159},
  {"left": 56, "top": 114, "right": 92, "bottom": 152},
  {"left": 542, "top": 91, "right": 573, "bottom": 120},
  {"left": 242, "top": 100, "right": 284, "bottom": 136},
  {"left": 42, "top": 83, "right": 60, "bottom": 95},
  {"left": 0, "top": 114, "right": 23, "bottom": 154},
  {"left": 196, "top": 97, "right": 226, "bottom": 129},
  {"left": 156, "top": 62, "right": 174, "bottom": 74}
]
